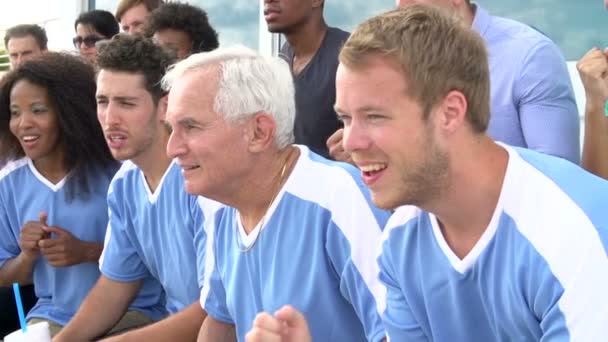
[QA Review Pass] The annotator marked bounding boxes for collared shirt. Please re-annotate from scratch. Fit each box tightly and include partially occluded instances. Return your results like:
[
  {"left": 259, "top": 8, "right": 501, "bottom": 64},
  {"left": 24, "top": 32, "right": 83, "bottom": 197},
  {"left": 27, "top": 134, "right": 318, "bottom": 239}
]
[{"left": 473, "top": 4, "right": 580, "bottom": 163}]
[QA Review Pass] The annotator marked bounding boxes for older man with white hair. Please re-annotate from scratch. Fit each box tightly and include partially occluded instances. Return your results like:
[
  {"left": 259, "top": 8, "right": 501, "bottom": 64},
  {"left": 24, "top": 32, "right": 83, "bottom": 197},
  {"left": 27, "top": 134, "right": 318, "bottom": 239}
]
[{"left": 162, "top": 45, "right": 390, "bottom": 342}]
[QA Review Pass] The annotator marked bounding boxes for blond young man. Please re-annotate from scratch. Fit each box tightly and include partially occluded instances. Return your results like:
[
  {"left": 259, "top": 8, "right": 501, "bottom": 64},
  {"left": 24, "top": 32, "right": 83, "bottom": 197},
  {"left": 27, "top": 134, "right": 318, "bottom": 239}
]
[{"left": 248, "top": 5, "right": 608, "bottom": 341}]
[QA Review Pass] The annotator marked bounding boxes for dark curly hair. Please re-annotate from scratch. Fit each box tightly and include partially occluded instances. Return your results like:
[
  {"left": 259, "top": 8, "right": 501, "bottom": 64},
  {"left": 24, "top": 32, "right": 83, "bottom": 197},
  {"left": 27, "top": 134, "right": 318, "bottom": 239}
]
[
  {"left": 97, "top": 34, "right": 175, "bottom": 104},
  {"left": 0, "top": 52, "right": 119, "bottom": 200},
  {"left": 4, "top": 24, "right": 48, "bottom": 50},
  {"left": 144, "top": 3, "right": 219, "bottom": 54},
  {"left": 74, "top": 9, "right": 120, "bottom": 39}
]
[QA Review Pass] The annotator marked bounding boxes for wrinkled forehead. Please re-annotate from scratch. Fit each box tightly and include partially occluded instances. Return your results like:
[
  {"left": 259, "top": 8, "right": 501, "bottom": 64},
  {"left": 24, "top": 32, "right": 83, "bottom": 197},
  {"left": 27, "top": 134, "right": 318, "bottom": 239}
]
[{"left": 167, "top": 69, "right": 219, "bottom": 114}]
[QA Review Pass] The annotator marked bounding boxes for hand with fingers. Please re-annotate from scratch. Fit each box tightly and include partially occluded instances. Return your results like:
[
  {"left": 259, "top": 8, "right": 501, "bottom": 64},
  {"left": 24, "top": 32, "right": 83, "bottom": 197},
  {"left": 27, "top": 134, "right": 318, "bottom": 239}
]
[
  {"left": 577, "top": 47, "right": 608, "bottom": 110},
  {"left": 39, "top": 223, "right": 88, "bottom": 267},
  {"left": 327, "top": 128, "right": 353, "bottom": 164},
  {"left": 245, "top": 305, "right": 312, "bottom": 342},
  {"left": 19, "top": 212, "right": 50, "bottom": 261}
]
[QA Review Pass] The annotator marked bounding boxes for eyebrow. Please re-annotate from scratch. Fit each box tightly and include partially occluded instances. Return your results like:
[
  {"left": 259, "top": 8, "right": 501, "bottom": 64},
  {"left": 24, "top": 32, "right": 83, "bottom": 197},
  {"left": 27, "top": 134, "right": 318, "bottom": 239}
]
[
  {"left": 335, "top": 105, "right": 386, "bottom": 114},
  {"left": 95, "top": 95, "right": 139, "bottom": 101},
  {"left": 176, "top": 117, "right": 200, "bottom": 126}
]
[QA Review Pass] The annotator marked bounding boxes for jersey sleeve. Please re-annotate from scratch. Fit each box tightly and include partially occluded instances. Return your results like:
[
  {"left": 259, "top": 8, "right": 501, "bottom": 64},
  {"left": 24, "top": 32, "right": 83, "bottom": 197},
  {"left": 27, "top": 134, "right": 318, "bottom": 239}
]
[
  {"left": 198, "top": 203, "right": 233, "bottom": 324},
  {"left": 0, "top": 190, "right": 19, "bottom": 268},
  {"left": 531, "top": 228, "right": 608, "bottom": 341},
  {"left": 378, "top": 238, "right": 429, "bottom": 342},
  {"left": 515, "top": 39, "right": 580, "bottom": 163},
  {"left": 191, "top": 196, "right": 207, "bottom": 288},
  {"left": 99, "top": 185, "right": 148, "bottom": 282},
  {"left": 324, "top": 183, "right": 391, "bottom": 342}
]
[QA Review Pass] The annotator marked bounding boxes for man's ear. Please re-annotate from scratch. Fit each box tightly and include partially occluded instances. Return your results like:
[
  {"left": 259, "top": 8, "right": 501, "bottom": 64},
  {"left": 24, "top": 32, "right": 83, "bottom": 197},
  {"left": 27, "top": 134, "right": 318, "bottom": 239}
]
[
  {"left": 437, "top": 90, "right": 467, "bottom": 135},
  {"left": 157, "top": 95, "right": 169, "bottom": 121},
  {"left": 247, "top": 112, "right": 277, "bottom": 153},
  {"left": 312, "top": 0, "right": 324, "bottom": 9}
]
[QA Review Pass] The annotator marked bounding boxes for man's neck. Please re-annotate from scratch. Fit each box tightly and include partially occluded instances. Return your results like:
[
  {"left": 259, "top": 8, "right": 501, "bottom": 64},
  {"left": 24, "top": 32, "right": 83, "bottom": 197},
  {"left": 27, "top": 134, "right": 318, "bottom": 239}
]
[
  {"left": 236, "top": 146, "right": 299, "bottom": 234},
  {"left": 284, "top": 18, "right": 328, "bottom": 74},
  {"left": 427, "top": 138, "right": 508, "bottom": 259},
  {"left": 133, "top": 134, "right": 172, "bottom": 193},
  {"left": 459, "top": 1, "right": 476, "bottom": 27}
]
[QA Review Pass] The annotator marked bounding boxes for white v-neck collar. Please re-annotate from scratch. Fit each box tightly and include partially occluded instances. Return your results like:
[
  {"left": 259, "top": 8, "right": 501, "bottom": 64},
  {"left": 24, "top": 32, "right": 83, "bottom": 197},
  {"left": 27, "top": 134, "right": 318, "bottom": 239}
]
[
  {"left": 140, "top": 160, "right": 175, "bottom": 204},
  {"left": 235, "top": 146, "right": 303, "bottom": 248},
  {"left": 27, "top": 159, "right": 68, "bottom": 192},
  {"left": 429, "top": 144, "right": 514, "bottom": 274}
]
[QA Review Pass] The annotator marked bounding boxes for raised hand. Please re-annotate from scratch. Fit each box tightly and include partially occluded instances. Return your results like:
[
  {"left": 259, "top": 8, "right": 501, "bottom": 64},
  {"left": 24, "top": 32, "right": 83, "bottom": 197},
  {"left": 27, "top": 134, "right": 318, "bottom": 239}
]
[
  {"left": 245, "top": 306, "right": 312, "bottom": 342},
  {"left": 327, "top": 129, "right": 353, "bottom": 164},
  {"left": 39, "top": 225, "right": 87, "bottom": 267},
  {"left": 19, "top": 212, "right": 49, "bottom": 260},
  {"left": 577, "top": 47, "right": 608, "bottom": 108}
]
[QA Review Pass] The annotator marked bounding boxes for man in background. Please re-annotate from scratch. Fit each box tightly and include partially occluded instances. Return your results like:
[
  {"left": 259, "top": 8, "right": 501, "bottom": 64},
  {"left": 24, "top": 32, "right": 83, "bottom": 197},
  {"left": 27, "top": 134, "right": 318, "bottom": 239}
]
[
  {"left": 4, "top": 24, "right": 47, "bottom": 69},
  {"left": 144, "top": 2, "right": 219, "bottom": 60},
  {"left": 115, "top": 0, "right": 163, "bottom": 34},
  {"left": 264, "top": 0, "right": 349, "bottom": 160}
]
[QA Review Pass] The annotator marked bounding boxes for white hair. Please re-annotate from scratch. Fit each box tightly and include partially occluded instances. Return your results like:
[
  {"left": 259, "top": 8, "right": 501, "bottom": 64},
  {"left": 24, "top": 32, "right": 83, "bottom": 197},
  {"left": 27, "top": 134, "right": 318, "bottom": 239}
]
[{"left": 162, "top": 45, "right": 295, "bottom": 149}]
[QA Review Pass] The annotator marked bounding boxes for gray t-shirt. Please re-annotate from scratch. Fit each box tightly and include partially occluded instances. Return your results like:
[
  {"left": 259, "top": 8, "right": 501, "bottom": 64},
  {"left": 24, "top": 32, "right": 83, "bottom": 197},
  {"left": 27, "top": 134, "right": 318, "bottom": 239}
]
[{"left": 282, "top": 27, "right": 350, "bottom": 159}]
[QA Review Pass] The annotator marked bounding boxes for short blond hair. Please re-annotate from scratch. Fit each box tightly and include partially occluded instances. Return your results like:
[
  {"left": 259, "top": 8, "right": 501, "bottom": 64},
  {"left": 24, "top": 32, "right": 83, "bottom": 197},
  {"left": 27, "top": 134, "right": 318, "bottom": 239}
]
[{"left": 340, "top": 4, "right": 490, "bottom": 133}]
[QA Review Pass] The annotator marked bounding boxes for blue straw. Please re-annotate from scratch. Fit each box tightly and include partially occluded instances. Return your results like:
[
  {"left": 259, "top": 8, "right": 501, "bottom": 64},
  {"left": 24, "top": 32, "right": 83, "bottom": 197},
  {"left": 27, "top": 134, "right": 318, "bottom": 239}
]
[{"left": 12, "top": 283, "right": 27, "bottom": 333}]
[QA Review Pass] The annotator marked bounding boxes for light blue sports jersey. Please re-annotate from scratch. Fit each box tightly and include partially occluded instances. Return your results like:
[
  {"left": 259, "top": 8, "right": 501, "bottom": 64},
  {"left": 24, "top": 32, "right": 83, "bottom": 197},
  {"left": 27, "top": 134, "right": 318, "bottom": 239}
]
[
  {"left": 199, "top": 145, "right": 390, "bottom": 342},
  {"left": 100, "top": 160, "right": 206, "bottom": 316},
  {"left": 380, "top": 144, "right": 608, "bottom": 341},
  {"left": 0, "top": 158, "right": 115, "bottom": 326}
]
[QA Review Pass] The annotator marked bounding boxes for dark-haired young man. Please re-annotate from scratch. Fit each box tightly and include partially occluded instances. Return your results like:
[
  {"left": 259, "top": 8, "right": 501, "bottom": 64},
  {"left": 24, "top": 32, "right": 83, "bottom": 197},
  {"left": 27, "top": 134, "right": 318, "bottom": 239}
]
[
  {"left": 55, "top": 34, "right": 209, "bottom": 342},
  {"left": 144, "top": 2, "right": 219, "bottom": 60},
  {"left": 4, "top": 24, "right": 48, "bottom": 69}
]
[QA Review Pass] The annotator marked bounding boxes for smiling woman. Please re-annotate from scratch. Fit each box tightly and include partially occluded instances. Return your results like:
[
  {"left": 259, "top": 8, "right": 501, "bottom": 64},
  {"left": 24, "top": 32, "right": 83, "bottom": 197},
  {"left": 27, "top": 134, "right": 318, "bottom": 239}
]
[{"left": 0, "top": 52, "right": 120, "bottom": 337}]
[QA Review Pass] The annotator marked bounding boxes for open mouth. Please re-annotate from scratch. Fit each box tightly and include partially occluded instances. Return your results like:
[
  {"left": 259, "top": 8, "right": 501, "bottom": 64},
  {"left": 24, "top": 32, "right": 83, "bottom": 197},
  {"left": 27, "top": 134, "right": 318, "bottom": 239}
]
[
  {"left": 22, "top": 135, "right": 40, "bottom": 143},
  {"left": 359, "top": 163, "right": 387, "bottom": 177}
]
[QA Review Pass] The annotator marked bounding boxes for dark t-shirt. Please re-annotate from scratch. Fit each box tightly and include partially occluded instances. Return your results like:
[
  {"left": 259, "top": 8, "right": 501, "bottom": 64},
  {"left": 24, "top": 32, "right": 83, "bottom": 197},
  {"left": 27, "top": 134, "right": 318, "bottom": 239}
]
[{"left": 281, "top": 27, "right": 350, "bottom": 159}]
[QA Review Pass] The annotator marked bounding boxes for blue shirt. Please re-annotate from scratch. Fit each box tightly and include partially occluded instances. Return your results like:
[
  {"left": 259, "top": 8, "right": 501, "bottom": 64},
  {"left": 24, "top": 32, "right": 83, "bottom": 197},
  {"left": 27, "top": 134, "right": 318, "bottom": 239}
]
[
  {"left": 473, "top": 3, "right": 580, "bottom": 163},
  {"left": 199, "top": 145, "right": 390, "bottom": 342},
  {"left": 0, "top": 159, "right": 114, "bottom": 326},
  {"left": 100, "top": 160, "right": 206, "bottom": 316},
  {"left": 380, "top": 145, "right": 608, "bottom": 341}
]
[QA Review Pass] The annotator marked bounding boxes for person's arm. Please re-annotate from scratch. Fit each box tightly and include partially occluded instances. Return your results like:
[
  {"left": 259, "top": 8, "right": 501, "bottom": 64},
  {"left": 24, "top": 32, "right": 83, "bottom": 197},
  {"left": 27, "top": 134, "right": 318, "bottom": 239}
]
[
  {"left": 516, "top": 39, "right": 580, "bottom": 163},
  {"left": 578, "top": 48, "right": 608, "bottom": 179},
  {"left": 53, "top": 275, "right": 142, "bottom": 342},
  {"left": 0, "top": 253, "right": 37, "bottom": 286},
  {"left": 198, "top": 315, "right": 237, "bottom": 342},
  {"left": 102, "top": 302, "right": 206, "bottom": 342},
  {"left": 0, "top": 213, "right": 48, "bottom": 286}
]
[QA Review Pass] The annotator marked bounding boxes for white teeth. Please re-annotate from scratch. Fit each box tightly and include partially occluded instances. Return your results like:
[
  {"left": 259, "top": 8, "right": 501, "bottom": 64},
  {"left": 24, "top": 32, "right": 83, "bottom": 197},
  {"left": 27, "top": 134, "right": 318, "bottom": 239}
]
[
  {"left": 23, "top": 136, "right": 38, "bottom": 142},
  {"left": 109, "top": 136, "right": 125, "bottom": 142},
  {"left": 360, "top": 164, "right": 387, "bottom": 172}
]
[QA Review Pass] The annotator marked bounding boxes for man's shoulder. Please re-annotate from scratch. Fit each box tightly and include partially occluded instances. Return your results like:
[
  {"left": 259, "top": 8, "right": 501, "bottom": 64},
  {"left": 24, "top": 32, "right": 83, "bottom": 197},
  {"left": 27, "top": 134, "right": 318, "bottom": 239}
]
[
  {"left": 108, "top": 160, "right": 139, "bottom": 194},
  {"left": 485, "top": 12, "right": 555, "bottom": 50},
  {"left": 327, "top": 26, "right": 350, "bottom": 41},
  {"left": 0, "top": 157, "right": 29, "bottom": 183}
]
